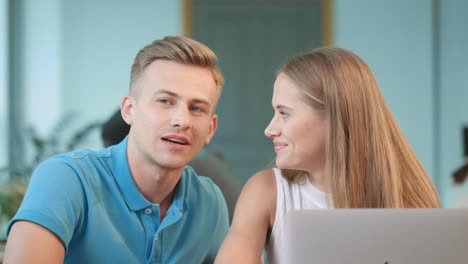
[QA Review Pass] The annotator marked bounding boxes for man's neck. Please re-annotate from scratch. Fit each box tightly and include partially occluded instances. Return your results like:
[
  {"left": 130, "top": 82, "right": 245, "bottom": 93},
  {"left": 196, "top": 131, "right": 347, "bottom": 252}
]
[
  {"left": 126, "top": 149, "right": 185, "bottom": 220},
  {"left": 134, "top": 165, "right": 183, "bottom": 202},
  {"left": 134, "top": 163, "right": 184, "bottom": 220}
]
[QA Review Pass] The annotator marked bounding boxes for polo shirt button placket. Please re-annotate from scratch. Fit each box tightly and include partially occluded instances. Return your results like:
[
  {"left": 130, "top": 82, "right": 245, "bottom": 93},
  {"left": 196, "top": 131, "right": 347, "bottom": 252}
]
[{"left": 144, "top": 208, "right": 152, "bottom": 215}]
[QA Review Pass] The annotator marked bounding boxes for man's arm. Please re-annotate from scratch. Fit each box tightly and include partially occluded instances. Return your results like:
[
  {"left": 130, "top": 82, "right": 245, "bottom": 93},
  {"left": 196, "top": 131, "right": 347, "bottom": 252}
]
[
  {"left": 215, "top": 169, "right": 276, "bottom": 264},
  {"left": 4, "top": 221, "right": 65, "bottom": 264},
  {"left": 3, "top": 157, "right": 85, "bottom": 263}
]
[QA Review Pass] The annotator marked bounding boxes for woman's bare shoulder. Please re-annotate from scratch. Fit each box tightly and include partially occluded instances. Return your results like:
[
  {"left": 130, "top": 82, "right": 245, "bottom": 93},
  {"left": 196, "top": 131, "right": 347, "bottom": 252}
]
[
  {"left": 237, "top": 169, "right": 277, "bottom": 223},
  {"left": 246, "top": 169, "right": 276, "bottom": 188}
]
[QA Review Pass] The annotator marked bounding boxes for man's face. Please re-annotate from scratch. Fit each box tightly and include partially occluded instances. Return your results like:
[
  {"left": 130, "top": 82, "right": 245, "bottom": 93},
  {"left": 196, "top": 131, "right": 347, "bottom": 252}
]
[{"left": 122, "top": 60, "right": 219, "bottom": 170}]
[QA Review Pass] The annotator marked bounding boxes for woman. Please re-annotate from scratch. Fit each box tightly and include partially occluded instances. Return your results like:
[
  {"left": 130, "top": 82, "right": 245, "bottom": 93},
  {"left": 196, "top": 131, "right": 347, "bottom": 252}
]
[{"left": 215, "top": 47, "right": 440, "bottom": 264}]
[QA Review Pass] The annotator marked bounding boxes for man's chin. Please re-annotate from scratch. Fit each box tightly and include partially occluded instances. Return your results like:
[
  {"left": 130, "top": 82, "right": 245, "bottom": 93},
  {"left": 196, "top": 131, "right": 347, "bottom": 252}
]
[
  {"left": 158, "top": 159, "right": 193, "bottom": 171},
  {"left": 151, "top": 151, "right": 198, "bottom": 171}
]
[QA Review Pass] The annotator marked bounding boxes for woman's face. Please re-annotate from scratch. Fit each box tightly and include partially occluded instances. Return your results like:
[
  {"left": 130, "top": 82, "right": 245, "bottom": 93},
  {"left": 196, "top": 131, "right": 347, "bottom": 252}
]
[{"left": 265, "top": 73, "right": 328, "bottom": 173}]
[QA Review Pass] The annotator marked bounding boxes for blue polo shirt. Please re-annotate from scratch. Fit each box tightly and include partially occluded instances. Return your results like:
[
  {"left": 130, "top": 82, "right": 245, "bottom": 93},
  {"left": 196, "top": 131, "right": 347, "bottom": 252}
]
[{"left": 7, "top": 137, "right": 229, "bottom": 263}]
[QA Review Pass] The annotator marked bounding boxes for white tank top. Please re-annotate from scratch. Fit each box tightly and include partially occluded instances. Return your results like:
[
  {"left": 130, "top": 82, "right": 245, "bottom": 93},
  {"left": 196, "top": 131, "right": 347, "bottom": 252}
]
[{"left": 265, "top": 168, "right": 328, "bottom": 264}]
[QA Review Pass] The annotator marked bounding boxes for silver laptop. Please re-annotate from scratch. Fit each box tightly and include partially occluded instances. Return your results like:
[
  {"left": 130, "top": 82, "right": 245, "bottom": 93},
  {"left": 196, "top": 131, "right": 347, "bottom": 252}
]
[{"left": 285, "top": 209, "right": 468, "bottom": 264}]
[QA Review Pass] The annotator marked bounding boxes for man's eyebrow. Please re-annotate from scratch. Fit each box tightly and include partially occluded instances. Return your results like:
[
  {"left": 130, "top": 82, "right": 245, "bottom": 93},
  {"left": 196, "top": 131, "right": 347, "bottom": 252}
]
[
  {"left": 192, "top": 99, "right": 211, "bottom": 107},
  {"left": 153, "top": 90, "right": 178, "bottom": 97}
]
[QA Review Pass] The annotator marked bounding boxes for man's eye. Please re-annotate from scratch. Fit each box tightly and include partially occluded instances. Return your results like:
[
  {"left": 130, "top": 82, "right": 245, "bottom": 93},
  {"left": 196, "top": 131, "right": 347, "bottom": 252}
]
[
  {"left": 157, "top": 98, "right": 171, "bottom": 104},
  {"left": 192, "top": 106, "right": 205, "bottom": 112}
]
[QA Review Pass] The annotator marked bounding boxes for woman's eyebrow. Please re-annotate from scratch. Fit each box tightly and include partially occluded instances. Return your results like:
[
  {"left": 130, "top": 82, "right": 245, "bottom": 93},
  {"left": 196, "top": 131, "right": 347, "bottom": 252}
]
[{"left": 275, "top": 104, "right": 293, "bottom": 111}]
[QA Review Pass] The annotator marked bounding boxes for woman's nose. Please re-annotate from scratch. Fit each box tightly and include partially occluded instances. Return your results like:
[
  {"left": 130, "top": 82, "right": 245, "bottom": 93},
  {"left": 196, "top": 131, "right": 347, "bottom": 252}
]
[{"left": 264, "top": 119, "right": 280, "bottom": 138}]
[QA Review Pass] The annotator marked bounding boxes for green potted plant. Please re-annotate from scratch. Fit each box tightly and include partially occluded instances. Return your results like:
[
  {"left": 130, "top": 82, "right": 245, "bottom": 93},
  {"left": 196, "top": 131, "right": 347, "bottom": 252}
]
[{"left": 0, "top": 114, "right": 102, "bottom": 239}]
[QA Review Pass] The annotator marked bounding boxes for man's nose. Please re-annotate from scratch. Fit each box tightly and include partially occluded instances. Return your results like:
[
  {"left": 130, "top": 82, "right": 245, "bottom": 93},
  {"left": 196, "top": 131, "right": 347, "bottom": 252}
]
[{"left": 170, "top": 106, "right": 191, "bottom": 129}]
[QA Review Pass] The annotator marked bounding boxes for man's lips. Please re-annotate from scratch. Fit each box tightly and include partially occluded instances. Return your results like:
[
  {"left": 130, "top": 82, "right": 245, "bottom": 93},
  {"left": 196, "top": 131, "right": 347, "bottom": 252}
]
[{"left": 161, "top": 134, "right": 191, "bottom": 145}]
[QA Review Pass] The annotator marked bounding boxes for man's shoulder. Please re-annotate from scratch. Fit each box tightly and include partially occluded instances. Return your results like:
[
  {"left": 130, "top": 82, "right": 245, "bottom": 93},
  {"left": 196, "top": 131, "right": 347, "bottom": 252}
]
[
  {"left": 59, "top": 147, "right": 111, "bottom": 161},
  {"left": 45, "top": 147, "right": 110, "bottom": 166},
  {"left": 181, "top": 166, "right": 226, "bottom": 203},
  {"left": 34, "top": 147, "right": 113, "bottom": 182},
  {"left": 180, "top": 166, "right": 229, "bottom": 230},
  {"left": 182, "top": 166, "right": 217, "bottom": 188}
]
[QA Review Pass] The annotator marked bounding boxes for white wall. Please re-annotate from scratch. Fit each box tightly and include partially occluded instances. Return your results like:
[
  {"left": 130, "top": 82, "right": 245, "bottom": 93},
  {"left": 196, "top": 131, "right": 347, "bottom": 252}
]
[
  {"left": 61, "top": 0, "right": 182, "bottom": 145},
  {"left": 21, "top": 0, "right": 62, "bottom": 136},
  {"left": 334, "top": 0, "right": 468, "bottom": 206},
  {"left": 13, "top": 0, "right": 181, "bottom": 150},
  {"left": 440, "top": 0, "right": 468, "bottom": 207},
  {"left": 11, "top": 0, "right": 467, "bottom": 206},
  {"left": 0, "top": 0, "right": 7, "bottom": 171},
  {"left": 334, "top": 0, "right": 435, "bottom": 180}
]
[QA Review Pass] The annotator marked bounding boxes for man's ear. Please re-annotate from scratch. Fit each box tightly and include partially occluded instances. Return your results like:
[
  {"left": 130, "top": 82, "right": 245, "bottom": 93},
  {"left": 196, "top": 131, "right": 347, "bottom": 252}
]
[
  {"left": 121, "top": 96, "right": 134, "bottom": 125},
  {"left": 204, "top": 114, "right": 218, "bottom": 144}
]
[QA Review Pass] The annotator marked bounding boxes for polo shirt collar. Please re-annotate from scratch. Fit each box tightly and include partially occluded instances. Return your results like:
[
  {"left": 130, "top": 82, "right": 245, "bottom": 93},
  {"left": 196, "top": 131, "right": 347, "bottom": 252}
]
[{"left": 111, "top": 136, "right": 189, "bottom": 213}]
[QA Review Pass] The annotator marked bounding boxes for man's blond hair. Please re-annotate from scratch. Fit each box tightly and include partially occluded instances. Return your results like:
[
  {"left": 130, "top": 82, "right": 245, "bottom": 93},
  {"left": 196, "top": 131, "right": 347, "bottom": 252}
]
[{"left": 129, "top": 36, "right": 224, "bottom": 96}]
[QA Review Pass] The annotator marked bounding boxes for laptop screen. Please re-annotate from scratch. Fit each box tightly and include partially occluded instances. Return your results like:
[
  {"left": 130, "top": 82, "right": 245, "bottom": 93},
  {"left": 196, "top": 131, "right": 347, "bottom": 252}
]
[{"left": 285, "top": 209, "right": 468, "bottom": 264}]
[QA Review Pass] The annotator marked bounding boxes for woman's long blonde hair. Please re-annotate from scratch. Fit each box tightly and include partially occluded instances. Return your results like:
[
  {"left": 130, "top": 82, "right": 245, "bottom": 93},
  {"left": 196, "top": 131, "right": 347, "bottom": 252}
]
[{"left": 279, "top": 47, "right": 440, "bottom": 208}]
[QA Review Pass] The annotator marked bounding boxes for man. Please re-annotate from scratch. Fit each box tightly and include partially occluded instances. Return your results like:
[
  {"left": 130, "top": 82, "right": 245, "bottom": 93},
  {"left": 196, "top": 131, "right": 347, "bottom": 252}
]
[{"left": 4, "top": 36, "right": 229, "bottom": 263}]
